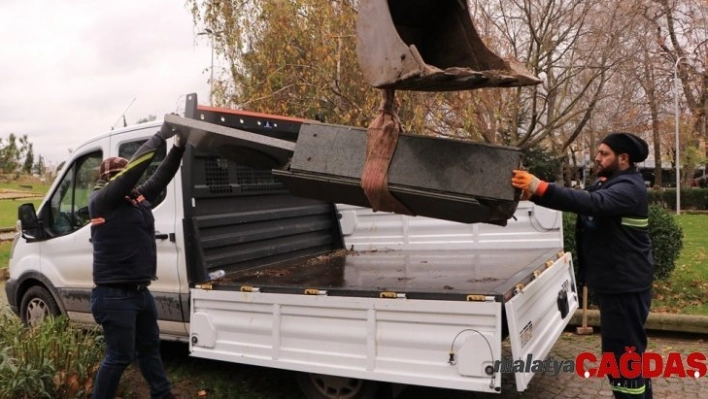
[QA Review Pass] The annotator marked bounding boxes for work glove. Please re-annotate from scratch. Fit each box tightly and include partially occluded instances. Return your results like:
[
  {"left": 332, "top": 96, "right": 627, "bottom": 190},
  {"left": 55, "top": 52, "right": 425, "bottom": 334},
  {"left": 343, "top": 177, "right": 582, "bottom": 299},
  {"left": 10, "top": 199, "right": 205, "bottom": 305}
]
[
  {"left": 511, "top": 170, "right": 549, "bottom": 197},
  {"left": 158, "top": 122, "right": 178, "bottom": 140},
  {"left": 174, "top": 132, "right": 184, "bottom": 148}
]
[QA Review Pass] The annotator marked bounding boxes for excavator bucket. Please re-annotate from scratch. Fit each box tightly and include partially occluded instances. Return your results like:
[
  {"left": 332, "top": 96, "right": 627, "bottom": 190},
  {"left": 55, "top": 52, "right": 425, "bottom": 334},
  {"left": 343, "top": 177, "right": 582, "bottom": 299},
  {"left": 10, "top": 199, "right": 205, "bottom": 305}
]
[{"left": 356, "top": 0, "right": 541, "bottom": 91}]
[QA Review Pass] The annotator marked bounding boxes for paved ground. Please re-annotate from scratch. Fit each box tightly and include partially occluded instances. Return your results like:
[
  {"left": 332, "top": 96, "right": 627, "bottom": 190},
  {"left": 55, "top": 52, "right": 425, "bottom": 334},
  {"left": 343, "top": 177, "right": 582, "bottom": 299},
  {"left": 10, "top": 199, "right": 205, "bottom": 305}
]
[{"left": 399, "top": 331, "right": 708, "bottom": 398}]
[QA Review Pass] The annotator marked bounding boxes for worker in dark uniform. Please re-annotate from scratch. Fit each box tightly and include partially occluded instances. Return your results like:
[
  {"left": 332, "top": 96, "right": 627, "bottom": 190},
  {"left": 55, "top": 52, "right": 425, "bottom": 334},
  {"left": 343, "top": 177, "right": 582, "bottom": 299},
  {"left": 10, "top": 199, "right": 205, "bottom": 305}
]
[
  {"left": 89, "top": 124, "right": 184, "bottom": 399},
  {"left": 511, "top": 132, "right": 653, "bottom": 399}
]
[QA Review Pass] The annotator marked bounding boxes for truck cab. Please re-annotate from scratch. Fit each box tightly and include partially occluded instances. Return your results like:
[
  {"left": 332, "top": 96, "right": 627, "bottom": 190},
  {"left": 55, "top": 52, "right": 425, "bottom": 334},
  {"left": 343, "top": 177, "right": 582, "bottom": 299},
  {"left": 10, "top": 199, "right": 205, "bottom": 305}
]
[{"left": 6, "top": 121, "right": 189, "bottom": 338}]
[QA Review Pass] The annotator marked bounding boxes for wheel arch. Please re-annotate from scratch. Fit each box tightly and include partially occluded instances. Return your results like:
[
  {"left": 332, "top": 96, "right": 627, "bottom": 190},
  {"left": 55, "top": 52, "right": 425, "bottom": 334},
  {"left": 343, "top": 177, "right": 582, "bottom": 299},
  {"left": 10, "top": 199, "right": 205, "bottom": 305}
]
[
  {"left": 13, "top": 271, "right": 67, "bottom": 317},
  {"left": 296, "top": 372, "right": 382, "bottom": 399}
]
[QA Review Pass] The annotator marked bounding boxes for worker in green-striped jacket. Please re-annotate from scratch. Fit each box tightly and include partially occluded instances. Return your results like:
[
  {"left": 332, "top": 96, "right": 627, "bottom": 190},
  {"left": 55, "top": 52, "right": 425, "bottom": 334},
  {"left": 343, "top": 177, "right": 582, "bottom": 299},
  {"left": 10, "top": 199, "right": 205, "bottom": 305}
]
[
  {"left": 89, "top": 123, "right": 184, "bottom": 399},
  {"left": 512, "top": 132, "right": 654, "bottom": 399}
]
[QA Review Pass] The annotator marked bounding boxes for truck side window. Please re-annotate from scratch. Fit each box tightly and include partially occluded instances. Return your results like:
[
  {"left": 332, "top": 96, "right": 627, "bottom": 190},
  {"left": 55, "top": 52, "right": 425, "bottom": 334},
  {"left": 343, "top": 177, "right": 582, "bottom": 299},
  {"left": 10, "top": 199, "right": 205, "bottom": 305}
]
[
  {"left": 118, "top": 139, "right": 167, "bottom": 207},
  {"left": 45, "top": 151, "right": 103, "bottom": 236}
]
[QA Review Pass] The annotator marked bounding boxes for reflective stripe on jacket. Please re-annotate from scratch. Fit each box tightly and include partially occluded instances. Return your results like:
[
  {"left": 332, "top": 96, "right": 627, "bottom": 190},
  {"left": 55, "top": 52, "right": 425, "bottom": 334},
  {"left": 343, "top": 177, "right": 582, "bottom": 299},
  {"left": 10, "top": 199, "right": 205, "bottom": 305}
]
[{"left": 533, "top": 168, "right": 654, "bottom": 294}]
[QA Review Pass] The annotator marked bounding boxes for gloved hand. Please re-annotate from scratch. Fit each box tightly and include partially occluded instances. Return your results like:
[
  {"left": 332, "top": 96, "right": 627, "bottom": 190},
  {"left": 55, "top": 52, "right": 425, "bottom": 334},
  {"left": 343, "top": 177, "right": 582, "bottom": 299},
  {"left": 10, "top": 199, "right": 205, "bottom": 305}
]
[
  {"left": 174, "top": 133, "right": 184, "bottom": 148},
  {"left": 511, "top": 170, "right": 549, "bottom": 197},
  {"left": 158, "top": 122, "right": 177, "bottom": 140}
]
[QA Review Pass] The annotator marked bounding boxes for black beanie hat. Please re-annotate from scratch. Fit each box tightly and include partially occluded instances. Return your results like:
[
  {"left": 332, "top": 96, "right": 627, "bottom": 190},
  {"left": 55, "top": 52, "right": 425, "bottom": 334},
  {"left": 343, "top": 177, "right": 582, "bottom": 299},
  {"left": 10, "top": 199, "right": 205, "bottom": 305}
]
[{"left": 600, "top": 132, "right": 649, "bottom": 163}]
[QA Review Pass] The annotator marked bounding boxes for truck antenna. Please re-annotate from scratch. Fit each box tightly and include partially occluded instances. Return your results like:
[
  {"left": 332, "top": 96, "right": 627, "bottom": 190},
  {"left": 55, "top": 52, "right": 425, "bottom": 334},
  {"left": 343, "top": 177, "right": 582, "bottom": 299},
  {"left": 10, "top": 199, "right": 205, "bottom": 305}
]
[{"left": 111, "top": 97, "right": 137, "bottom": 130}]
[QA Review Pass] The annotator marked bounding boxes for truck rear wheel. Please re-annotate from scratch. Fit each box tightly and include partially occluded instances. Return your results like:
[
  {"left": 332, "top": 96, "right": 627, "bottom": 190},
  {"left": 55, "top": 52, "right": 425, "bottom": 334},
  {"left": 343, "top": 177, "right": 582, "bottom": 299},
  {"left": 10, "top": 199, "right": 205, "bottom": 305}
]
[
  {"left": 20, "top": 286, "right": 61, "bottom": 327},
  {"left": 296, "top": 372, "right": 380, "bottom": 399}
]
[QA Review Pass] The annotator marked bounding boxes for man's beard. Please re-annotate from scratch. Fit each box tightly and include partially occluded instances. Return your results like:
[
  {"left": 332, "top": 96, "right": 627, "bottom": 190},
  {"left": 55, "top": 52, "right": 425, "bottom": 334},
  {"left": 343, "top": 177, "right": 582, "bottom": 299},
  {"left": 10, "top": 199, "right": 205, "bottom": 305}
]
[{"left": 595, "top": 158, "right": 620, "bottom": 178}]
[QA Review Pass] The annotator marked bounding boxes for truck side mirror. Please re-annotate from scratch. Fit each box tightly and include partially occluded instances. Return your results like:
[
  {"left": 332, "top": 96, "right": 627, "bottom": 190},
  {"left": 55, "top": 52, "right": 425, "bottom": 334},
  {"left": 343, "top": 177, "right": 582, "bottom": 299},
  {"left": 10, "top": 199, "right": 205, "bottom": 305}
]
[{"left": 18, "top": 203, "right": 42, "bottom": 239}]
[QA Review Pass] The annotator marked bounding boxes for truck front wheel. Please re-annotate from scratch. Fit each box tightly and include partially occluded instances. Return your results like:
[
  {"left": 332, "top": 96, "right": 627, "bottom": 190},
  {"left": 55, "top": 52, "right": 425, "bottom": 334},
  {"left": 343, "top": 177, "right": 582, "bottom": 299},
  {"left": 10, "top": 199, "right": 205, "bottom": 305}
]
[
  {"left": 296, "top": 373, "right": 381, "bottom": 399},
  {"left": 20, "top": 286, "right": 61, "bottom": 327}
]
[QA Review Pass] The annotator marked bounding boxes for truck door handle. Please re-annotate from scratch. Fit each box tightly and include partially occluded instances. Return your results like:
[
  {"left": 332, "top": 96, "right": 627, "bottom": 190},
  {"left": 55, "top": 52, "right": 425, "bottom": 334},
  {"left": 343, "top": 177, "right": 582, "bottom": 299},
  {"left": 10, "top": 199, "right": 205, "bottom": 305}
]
[
  {"left": 155, "top": 233, "right": 176, "bottom": 242},
  {"left": 557, "top": 289, "right": 569, "bottom": 319}
]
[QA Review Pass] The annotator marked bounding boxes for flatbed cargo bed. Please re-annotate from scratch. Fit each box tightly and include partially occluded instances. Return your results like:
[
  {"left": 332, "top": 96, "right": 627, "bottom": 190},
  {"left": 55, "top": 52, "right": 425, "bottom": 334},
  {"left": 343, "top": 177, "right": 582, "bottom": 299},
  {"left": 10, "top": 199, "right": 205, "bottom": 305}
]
[
  {"left": 178, "top": 100, "right": 578, "bottom": 394},
  {"left": 214, "top": 247, "right": 560, "bottom": 302}
]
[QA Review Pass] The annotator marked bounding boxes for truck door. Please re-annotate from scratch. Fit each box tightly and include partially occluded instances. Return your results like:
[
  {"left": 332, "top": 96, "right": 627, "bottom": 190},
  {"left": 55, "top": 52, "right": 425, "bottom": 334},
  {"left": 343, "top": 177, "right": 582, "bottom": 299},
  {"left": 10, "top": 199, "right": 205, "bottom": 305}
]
[{"left": 35, "top": 148, "right": 104, "bottom": 325}]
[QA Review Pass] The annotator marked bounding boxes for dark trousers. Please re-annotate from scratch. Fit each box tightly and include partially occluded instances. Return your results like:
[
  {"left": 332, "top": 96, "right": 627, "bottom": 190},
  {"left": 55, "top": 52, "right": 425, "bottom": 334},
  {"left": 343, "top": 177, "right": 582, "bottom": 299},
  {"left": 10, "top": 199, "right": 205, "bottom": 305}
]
[
  {"left": 596, "top": 289, "right": 653, "bottom": 399},
  {"left": 90, "top": 286, "right": 171, "bottom": 399}
]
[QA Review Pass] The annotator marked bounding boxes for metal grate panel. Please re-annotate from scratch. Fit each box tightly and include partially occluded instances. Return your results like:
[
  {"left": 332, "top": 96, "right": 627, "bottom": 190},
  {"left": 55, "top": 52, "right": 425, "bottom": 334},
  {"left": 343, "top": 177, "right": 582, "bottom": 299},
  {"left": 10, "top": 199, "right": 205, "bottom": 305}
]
[
  {"left": 234, "top": 165, "right": 287, "bottom": 194},
  {"left": 205, "top": 157, "right": 232, "bottom": 194}
]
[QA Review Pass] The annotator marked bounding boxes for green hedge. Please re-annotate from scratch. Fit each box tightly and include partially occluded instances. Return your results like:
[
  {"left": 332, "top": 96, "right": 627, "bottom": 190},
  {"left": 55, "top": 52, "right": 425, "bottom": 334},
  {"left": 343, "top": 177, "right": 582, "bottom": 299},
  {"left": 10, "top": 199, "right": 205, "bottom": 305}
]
[
  {"left": 563, "top": 205, "right": 683, "bottom": 285},
  {"left": 648, "top": 188, "right": 708, "bottom": 210}
]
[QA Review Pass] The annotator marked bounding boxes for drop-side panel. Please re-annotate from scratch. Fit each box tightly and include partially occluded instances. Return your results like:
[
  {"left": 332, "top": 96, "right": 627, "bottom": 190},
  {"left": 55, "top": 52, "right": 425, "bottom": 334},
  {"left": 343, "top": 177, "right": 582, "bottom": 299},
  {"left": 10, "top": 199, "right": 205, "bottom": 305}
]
[
  {"left": 505, "top": 252, "right": 579, "bottom": 391},
  {"left": 190, "top": 291, "right": 504, "bottom": 393}
]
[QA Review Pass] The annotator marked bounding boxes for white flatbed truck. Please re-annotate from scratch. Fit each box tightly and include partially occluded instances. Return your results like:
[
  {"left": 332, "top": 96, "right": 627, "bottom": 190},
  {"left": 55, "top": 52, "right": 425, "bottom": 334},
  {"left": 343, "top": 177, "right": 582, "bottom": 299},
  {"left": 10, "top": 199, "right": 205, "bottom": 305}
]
[{"left": 7, "top": 94, "right": 578, "bottom": 398}]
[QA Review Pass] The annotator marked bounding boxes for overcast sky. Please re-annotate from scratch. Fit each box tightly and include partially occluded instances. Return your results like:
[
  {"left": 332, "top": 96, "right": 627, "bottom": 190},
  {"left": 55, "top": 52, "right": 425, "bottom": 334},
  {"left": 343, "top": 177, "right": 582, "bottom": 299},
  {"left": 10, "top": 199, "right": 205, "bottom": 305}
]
[{"left": 0, "top": 0, "right": 212, "bottom": 166}]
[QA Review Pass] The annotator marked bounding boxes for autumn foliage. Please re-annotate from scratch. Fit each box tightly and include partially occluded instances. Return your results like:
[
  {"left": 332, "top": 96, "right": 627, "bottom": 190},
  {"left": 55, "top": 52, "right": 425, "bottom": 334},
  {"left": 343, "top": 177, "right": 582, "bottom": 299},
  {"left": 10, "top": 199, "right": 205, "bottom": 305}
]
[{"left": 189, "top": 0, "right": 708, "bottom": 186}]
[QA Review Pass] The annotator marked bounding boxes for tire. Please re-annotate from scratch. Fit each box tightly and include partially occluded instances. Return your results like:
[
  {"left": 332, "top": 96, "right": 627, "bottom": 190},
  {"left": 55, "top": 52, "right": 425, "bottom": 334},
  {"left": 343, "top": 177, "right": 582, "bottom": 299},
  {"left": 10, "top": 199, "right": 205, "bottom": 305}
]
[
  {"left": 19, "top": 285, "right": 61, "bottom": 327},
  {"left": 296, "top": 372, "right": 381, "bottom": 399}
]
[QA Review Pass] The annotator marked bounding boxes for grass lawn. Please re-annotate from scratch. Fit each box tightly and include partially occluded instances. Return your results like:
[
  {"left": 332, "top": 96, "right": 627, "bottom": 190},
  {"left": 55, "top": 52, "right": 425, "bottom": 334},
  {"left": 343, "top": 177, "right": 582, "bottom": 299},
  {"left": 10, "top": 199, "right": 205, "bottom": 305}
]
[
  {"left": 652, "top": 213, "right": 708, "bottom": 315},
  {"left": 0, "top": 241, "right": 11, "bottom": 269},
  {"left": 0, "top": 178, "right": 49, "bottom": 228},
  {"left": 0, "top": 179, "right": 51, "bottom": 194},
  {"left": 0, "top": 179, "right": 48, "bottom": 269},
  {"left": 0, "top": 198, "right": 43, "bottom": 228}
]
